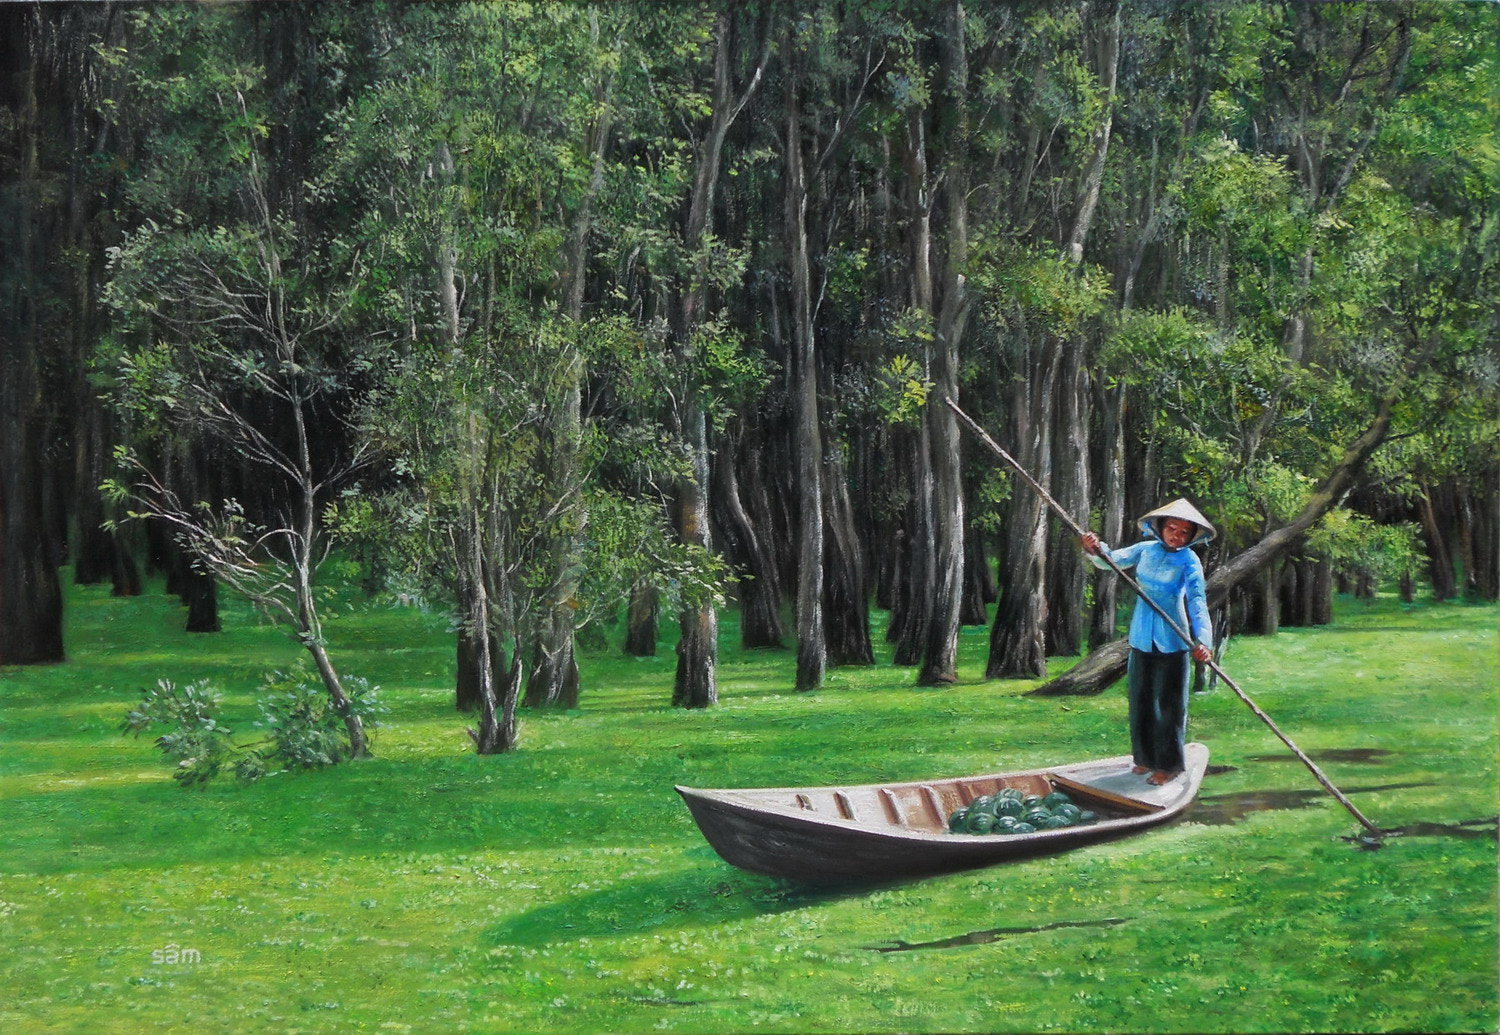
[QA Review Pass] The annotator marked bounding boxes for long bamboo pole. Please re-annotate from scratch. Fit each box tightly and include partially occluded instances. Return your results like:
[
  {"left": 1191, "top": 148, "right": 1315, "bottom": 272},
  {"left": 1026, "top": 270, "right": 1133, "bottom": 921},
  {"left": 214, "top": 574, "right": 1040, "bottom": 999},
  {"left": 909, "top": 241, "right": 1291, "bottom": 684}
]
[{"left": 945, "top": 396, "right": 1384, "bottom": 840}]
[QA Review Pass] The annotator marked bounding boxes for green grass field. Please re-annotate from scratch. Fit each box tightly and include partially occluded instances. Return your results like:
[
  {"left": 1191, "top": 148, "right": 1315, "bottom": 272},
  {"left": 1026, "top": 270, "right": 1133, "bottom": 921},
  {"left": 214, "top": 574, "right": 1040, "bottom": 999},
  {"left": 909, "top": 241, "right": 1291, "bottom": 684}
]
[{"left": 2, "top": 577, "right": 1496, "bottom": 1033}]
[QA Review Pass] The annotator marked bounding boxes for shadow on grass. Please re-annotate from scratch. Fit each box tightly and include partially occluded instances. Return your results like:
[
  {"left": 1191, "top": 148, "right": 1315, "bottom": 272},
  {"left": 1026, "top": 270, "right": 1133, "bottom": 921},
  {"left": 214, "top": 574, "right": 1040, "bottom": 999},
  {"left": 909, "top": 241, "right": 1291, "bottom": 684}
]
[
  {"left": 866, "top": 916, "right": 1131, "bottom": 952},
  {"left": 1243, "top": 748, "right": 1396, "bottom": 764},
  {"left": 1185, "top": 780, "right": 1435, "bottom": 826},
  {"left": 1345, "top": 816, "right": 1498, "bottom": 845},
  {"left": 481, "top": 855, "right": 888, "bottom": 948},
  {"left": 3, "top": 757, "right": 699, "bottom": 877}
]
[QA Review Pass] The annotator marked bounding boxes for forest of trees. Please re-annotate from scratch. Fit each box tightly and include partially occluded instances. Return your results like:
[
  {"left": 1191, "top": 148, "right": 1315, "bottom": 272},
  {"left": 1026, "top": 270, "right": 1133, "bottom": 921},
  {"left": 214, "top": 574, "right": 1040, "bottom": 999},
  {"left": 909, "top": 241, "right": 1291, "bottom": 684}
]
[{"left": 2, "top": 1, "right": 1495, "bottom": 754}]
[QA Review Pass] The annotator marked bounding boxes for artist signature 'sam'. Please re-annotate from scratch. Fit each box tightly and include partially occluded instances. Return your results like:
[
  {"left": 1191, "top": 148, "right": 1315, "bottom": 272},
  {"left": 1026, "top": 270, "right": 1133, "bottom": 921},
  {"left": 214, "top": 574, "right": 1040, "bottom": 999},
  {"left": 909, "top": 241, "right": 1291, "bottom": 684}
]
[{"left": 150, "top": 943, "right": 201, "bottom": 966}]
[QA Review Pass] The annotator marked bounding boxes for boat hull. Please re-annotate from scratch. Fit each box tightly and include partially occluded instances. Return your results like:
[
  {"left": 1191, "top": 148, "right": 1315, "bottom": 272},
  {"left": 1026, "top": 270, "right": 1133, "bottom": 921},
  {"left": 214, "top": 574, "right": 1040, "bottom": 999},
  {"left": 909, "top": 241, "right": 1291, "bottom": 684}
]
[{"left": 677, "top": 743, "right": 1208, "bottom": 882}]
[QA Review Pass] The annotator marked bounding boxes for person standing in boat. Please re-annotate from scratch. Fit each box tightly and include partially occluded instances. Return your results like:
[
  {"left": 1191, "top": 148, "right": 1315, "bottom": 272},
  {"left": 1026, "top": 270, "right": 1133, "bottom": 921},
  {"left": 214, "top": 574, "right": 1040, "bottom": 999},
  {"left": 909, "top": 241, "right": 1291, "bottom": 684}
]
[{"left": 1079, "top": 499, "right": 1215, "bottom": 787}]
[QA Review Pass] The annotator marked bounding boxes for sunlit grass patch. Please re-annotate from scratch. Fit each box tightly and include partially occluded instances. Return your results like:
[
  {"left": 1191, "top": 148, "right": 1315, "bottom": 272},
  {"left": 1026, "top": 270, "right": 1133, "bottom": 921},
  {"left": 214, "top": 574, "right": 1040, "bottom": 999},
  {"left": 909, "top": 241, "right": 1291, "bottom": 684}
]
[{"left": 0, "top": 581, "right": 1495, "bottom": 1033}]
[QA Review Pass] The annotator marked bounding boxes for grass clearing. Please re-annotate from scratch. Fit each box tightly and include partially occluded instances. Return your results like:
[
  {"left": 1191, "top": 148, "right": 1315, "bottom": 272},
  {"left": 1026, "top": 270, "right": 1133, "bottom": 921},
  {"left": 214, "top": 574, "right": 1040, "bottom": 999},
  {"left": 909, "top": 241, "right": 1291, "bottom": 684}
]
[{"left": 1, "top": 578, "right": 1495, "bottom": 1033}]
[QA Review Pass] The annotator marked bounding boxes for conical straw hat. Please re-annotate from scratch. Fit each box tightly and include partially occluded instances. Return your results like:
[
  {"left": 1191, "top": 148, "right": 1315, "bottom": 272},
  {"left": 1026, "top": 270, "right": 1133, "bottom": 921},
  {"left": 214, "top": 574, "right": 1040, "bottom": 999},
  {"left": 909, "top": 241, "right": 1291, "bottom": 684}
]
[{"left": 1137, "top": 498, "right": 1215, "bottom": 546}]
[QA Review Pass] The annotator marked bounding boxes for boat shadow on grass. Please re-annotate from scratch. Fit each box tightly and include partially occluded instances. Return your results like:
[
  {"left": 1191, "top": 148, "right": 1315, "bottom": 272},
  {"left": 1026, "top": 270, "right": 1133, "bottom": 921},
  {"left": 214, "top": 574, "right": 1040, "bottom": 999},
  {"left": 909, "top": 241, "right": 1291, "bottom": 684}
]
[
  {"left": 482, "top": 852, "right": 888, "bottom": 948},
  {"left": 483, "top": 854, "right": 1146, "bottom": 952}
]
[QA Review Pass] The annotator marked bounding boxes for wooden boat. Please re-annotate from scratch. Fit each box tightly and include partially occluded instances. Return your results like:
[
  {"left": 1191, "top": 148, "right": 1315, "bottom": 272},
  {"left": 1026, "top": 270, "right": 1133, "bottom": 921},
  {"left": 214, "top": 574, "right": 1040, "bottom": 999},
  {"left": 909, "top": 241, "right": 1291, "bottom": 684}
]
[{"left": 676, "top": 742, "right": 1209, "bottom": 882}]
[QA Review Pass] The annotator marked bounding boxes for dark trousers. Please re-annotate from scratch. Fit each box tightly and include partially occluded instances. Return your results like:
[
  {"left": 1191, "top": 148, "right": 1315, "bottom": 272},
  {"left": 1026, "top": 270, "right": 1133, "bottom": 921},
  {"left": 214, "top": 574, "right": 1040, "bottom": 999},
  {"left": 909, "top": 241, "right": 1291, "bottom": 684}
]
[{"left": 1127, "top": 648, "right": 1189, "bottom": 773}]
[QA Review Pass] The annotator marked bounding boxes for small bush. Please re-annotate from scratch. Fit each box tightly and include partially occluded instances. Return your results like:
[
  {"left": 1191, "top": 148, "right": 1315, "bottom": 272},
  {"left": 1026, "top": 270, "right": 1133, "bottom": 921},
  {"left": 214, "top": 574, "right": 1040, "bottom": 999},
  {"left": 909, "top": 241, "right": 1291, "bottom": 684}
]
[
  {"left": 121, "top": 679, "right": 236, "bottom": 787},
  {"left": 123, "top": 664, "right": 382, "bottom": 787}
]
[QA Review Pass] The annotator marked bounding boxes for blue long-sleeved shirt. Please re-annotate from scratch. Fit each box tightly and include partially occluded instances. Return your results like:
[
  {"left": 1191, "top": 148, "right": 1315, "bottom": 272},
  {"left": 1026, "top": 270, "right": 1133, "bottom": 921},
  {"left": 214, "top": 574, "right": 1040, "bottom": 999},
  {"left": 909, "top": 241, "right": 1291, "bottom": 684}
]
[{"left": 1090, "top": 539, "right": 1213, "bottom": 654}]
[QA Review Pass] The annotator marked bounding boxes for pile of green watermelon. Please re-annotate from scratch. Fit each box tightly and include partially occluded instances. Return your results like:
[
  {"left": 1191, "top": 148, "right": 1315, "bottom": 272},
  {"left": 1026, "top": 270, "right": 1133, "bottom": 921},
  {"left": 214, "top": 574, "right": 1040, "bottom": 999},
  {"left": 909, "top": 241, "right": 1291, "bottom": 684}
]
[{"left": 946, "top": 787, "right": 1098, "bottom": 836}]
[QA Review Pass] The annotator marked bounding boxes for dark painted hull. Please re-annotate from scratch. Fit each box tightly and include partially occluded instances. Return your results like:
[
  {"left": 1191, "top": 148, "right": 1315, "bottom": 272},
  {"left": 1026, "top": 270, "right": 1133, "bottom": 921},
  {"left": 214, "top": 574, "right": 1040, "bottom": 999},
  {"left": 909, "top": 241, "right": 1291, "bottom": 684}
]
[{"left": 677, "top": 743, "right": 1208, "bottom": 882}]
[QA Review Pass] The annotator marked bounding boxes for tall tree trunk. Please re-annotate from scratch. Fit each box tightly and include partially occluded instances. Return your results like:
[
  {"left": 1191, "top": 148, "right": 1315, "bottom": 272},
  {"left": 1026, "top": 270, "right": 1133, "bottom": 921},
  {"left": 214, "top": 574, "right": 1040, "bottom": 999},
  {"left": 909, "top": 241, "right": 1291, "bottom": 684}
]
[
  {"left": 295, "top": 519, "right": 368, "bottom": 758},
  {"left": 528, "top": 18, "right": 616, "bottom": 709},
  {"left": 823, "top": 444, "right": 873, "bottom": 666},
  {"left": 1399, "top": 568, "right": 1416, "bottom": 604},
  {"left": 521, "top": 362, "right": 583, "bottom": 712},
  {"left": 462, "top": 534, "right": 518, "bottom": 754},
  {"left": 1310, "top": 558, "right": 1333, "bottom": 626},
  {"left": 1246, "top": 564, "right": 1282, "bottom": 637},
  {"left": 288, "top": 363, "right": 367, "bottom": 757},
  {"left": 181, "top": 563, "right": 218, "bottom": 633},
  {"left": 1064, "top": 1, "right": 1121, "bottom": 266},
  {"left": 783, "top": 33, "right": 825, "bottom": 692},
  {"left": 987, "top": 337, "right": 1060, "bottom": 679},
  {"left": 1418, "top": 482, "right": 1457, "bottom": 601},
  {"left": 671, "top": 10, "right": 767, "bottom": 707},
  {"left": 917, "top": 0, "right": 970, "bottom": 687},
  {"left": 673, "top": 406, "right": 719, "bottom": 708},
  {"left": 305, "top": 632, "right": 370, "bottom": 758},
  {"left": 73, "top": 392, "right": 140, "bottom": 595},
  {"left": 1279, "top": 558, "right": 1308, "bottom": 626},
  {"left": 624, "top": 579, "right": 659, "bottom": 657},
  {"left": 1088, "top": 384, "right": 1126, "bottom": 648},
  {"left": 1278, "top": 558, "right": 1300, "bottom": 626},
  {"left": 892, "top": 89, "right": 939, "bottom": 673},
  {"left": 0, "top": 5, "right": 65, "bottom": 665},
  {"left": 715, "top": 426, "right": 785, "bottom": 649},
  {"left": 455, "top": 628, "right": 490, "bottom": 713},
  {"left": 524, "top": 608, "right": 581, "bottom": 710},
  {"left": 1470, "top": 467, "right": 1500, "bottom": 601},
  {"left": 1452, "top": 482, "right": 1477, "bottom": 600},
  {"left": 1044, "top": 343, "right": 1090, "bottom": 657},
  {"left": 68, "top": 80, "right": 137, "bottom": 596},
  {"left": 55, "top": 3, "right": 126, "bottom": 602},
  {"left": 959, "top": 516, "right": 992, "bottom": 627},
  {"left": 1046, "top": 2, "right": 1117, "bottom": 659}
]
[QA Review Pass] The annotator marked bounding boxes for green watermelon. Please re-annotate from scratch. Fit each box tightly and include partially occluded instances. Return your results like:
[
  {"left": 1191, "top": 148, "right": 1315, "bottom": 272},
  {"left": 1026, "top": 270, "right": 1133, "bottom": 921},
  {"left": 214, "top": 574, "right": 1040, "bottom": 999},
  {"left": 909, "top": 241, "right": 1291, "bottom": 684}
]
[
  {"left": 992, "top": 816, "right": 1019, "bottom": 835},
  {"left": 994, "top": 797, "right": 1025, "bottom": 818},
  {"left": 999, "top": 787, "right": 1025, "bottom": 802},
  {"left": 947, "top": 807, "right": 969, "bottom": 833},
  {"left": 966, "top": 810, "right": 996, "bottom": 834},
  {"left": 1055, "top": 803, "right": 1082, "bottom": 822},
  {"left": 1079, "top": 810, "right": 1099, "bottom": 824},
  {"left": 1011, "top": 821, "right": 1036, "bottom": 834},
  {"left": 1041, "top": 791, "right": 1071, "bottom": 809},
  {"left": 1023, "top": 808, "right": 1052, "bottom": 827}
]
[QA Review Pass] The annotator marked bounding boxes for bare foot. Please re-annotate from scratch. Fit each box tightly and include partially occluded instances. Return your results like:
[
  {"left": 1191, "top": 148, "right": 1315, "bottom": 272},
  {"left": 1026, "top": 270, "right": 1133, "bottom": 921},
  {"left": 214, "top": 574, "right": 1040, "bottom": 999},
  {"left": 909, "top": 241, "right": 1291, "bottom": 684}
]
[
  {"left": 1146, "top": 770, "right": 1175, "bottom": 785},
  {"left": 1131, "top": 765, "right": 1149, "bottom": 775}
]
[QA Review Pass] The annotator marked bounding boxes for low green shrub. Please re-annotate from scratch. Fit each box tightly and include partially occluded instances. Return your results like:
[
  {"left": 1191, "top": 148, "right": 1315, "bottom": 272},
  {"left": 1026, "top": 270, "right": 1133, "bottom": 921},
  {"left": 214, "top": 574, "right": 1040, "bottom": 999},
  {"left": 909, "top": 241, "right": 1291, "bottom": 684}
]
[
  {"left": 121, "top": 678, "right": 237, "bottom": 787},
  {"left": 122, "top": 662, "right": 383, "bottom": 786}
]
